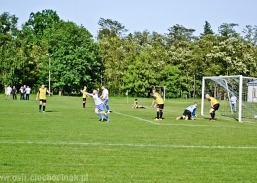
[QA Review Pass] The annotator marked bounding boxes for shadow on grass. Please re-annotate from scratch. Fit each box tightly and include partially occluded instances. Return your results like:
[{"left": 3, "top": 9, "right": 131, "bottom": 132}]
[{"left": 44, "top": 110, "right": 59, "bottom": 113}]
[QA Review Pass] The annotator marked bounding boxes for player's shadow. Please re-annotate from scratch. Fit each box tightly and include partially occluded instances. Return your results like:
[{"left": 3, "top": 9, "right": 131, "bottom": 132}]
[{"left": 44, "top": 110, "right": 59, "bottom": 113}]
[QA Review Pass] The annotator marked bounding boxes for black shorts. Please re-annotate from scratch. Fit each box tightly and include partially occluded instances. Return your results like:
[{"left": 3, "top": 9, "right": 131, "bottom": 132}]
[
  {"left": 212, "top": 103, "right": 220, "bottom": 111},
  {"left": 157, "top": 104, "right": 164, "bottom": 110},
  {"left": 83, "top": 98, "right": 87, "bottom": 101},
  {"left": 40, "top": 99, "right": 46, "bottom": 103},
  {"left": 183, "top": 109, "right": 192, "bottom": 118}
]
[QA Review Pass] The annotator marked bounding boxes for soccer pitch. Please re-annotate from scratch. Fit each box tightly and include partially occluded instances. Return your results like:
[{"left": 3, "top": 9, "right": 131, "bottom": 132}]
[{"left": 0, "top": 95, "right": 257, "bottom": 182}]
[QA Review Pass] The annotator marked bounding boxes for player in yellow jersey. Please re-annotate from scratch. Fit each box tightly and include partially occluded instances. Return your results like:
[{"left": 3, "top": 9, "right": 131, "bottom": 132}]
[
  {"left": 80, "top": 86, "right": 88, "bottom": 109},
  {"left": 132, "top": 99, "right": 146, "bottom": 109},
  {"left": 151, "top": 88, "right": 164, "bottom": 120},
  {"left": 36, "top": 84, "right": 51, "bottom": 112},
  {"left": 205, "top": 94, "right": 220, "bottom": 122}
]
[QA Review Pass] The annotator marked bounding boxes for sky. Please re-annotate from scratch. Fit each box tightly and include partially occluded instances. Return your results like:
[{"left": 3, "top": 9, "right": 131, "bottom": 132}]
[{"left": 1, "top": 0, "right": 257, "bottom": 38}]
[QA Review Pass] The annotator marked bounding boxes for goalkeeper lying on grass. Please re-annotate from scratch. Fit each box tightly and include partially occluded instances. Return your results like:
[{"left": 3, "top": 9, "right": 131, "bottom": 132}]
[{"left": 176, "top": 102, "right": 198, "bottom": 120}]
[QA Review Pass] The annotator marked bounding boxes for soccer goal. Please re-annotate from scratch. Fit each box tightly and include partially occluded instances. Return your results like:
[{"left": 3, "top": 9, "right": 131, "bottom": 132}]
[{"left": 201, "top": 75, "right": 257, "bottom": 123}]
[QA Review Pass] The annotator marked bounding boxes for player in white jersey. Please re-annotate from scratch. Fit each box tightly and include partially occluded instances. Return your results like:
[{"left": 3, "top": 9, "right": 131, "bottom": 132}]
[
  {"left": 230, "top": 96, "right": 237, "bottom": 112},
  {"left": 101, "top": 85, "right": 111, "bottom": 113},
  {"left": 176, "top": 102, "right": 198, "bottom": 120},
  {"left": 84, "top": 89, "right": 109, "bottom": 122}
]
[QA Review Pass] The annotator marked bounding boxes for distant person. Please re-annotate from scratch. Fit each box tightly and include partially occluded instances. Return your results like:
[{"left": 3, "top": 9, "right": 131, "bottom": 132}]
[
  {"left": 101, "top": 85, "right": 111, "bottom": 113},
  {"left": 132, "top": 99, "right": 146, "bottom": 109},
  {"left": 36, "top": 84, "right": 51, "bottom": 112},
  {"left": 5, "top": 85, "right": 12, "bottom": 99},
  {"left": 80, "top": 86, "right": 88, "bottom": 109},
  {"left": 23, "top": 85, "right": 26, "bottom": 100},
  {"left": 19, "top": 86, "right": 24, "bottom": 100},
  {"left": 12, "top": 86, "right": 17, "bottom": 100},
  {"left": 176, "top": 102, "right": 198, "bottom": 120},
  {"left": 83, "top": 89, "right": 110, "bottom": 122},
  {"left": 151, "top": 88, "right": 164, "bottom": 120},
  {"left": 25, "top": 86, "right": 31, "bottom": 100},
  {"left": 205, "top": 94, "right": 220, "bottom": 122},
  {"left": 230, "top": 95, "right": 237, "bottom": 112}
]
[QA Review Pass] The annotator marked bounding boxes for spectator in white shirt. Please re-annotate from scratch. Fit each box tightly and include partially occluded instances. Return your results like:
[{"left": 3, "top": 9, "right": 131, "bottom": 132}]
[
  {"left": 25, "top": 86, "right": 31, "bottom": 100},
  {"left": 5, "top": 85, "right": 12, "bottom": 99}
]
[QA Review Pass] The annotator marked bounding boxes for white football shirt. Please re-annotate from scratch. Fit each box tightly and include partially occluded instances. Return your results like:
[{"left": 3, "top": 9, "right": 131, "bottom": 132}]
[
  {"left": 88, "top": 93, "right": 103, "bottom": 105},
  {"left": 102, "top": 89, "right": 109, "bottom": 99}
]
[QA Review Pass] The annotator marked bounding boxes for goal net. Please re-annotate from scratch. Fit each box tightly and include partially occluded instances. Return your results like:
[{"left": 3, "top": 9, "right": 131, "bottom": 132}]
[{"left": 201, "top": 75, "right": 257, "bottom": 123}]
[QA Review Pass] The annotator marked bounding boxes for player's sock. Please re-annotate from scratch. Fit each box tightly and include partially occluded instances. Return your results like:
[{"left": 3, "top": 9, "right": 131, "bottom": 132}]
[
  {"left": 39, "top": 105, "right": 42, "bottom": 111},
  {"left": 105, "top": 114, "right": 109, "bottom": 122},
  {"left": 97, "top": 113, "right": 103, "bottom": 121},
  {"left": 156, "top": 111, "right": 160, "bottom": 119},
  {"left": 210, "top": 112, "right": 214, "bottom": 119},
  {"left": 106, "top": 105, "right": 110, "bottom": 111},
  {"left": 160, "top": 111, "right": 163, "bottom": 119},
  {"left": 43, "top": 106, "right": 46, "bottom": 112},
  {"left": 83, "top": 102, "right": 85, "bottom": 108},
  {"left": 213, "top": 112, "right": 215, "bottom": 119}
]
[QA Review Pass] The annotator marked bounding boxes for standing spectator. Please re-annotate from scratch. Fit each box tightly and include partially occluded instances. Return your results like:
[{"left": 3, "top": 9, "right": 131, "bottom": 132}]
[
  {"left": 5, "top": 85, "right": 12, "bottom": 99},
  {"left": 19, "top": 86, "right": 24, "bottom": 100},
  {"left": 12, "top": 86, "right": 17, "bottom": 100},
  {"left": 23, "top": 85, "right": 26, "bottom": 100},
  {"left": 25, "top": 86, "right": 31, "bottom": 100},
  {"left": 101, "top": 85, "right": 111, "bottom": 113}
]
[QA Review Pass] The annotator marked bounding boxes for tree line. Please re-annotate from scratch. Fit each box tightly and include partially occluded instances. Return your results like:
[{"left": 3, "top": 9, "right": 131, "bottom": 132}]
[{"left": 1, "top": 9, "right": 257, "bottom": 97}]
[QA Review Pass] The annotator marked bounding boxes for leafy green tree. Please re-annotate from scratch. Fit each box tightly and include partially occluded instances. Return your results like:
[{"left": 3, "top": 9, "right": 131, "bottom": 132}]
[
  {"left": 242, "top": 25, "right": 257, "bottom": 45},
  {"left": 20, "top": 9, "right": 61, "bottom": 88},
  {"left": 159, "top": 65, "right": 182, "bottom": 98},
  {"left": 97, "top": 18, "right": 127, "bottom": 39},
  {"left": 42, "top": 21, "right": 101, "bottom": 94},
  {"left": 21, "top": 10, "right": 101, "bottom": 94},
  {"left": 218, "top": 23, "right": 239, "bottom": 37},
  {"left": 206, "top": 37, "right": 256, "bottom": 75},
  {"left": 201, "top": 21, "right": 214, "bottom": 37},
  {"left": 0, "top": 12, "right": 20, "bottom": 87},
  {"left": 25, "top": 9, "right": 60, "bottom": 37},
  {"left": 166, "top": 24, "right": 196, "bottom": 45},
  {"left": 97, "top": 18, "right": 128, "bottom": 94},
  {"left": 122, "top": 31, "right": 169, "bottom": 96}
]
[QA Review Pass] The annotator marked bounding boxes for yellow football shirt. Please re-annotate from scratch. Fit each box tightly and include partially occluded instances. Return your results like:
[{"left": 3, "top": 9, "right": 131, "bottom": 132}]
[
  {"left": 39, "top": 88, "right": 47, "bottom": 100},
  {"left": 82, "top": 89, "right": 88, "bottom": 98},
  {"left": 153, "top": 93, "right": 164, "bottom": 104},
  {"left": 209, "top": 97, "right": 218, "bottom": 106}
]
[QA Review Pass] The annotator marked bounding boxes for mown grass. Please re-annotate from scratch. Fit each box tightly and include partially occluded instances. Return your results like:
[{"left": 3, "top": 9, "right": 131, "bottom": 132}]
[{"left": 0, "top": 95, "right": 257, "bottom": 182}]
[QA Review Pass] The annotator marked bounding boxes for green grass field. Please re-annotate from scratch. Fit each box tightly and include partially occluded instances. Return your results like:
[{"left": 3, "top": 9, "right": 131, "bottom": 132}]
[{"left": 1, "top": 95, "right": 257, "bottom": 183}]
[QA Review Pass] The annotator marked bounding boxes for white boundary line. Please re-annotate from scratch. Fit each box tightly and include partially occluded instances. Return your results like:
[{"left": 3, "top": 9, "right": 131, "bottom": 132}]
[
  {"left": 114, "top": 111, "right": 210, "bottom": 127},
  {"left": 1, "top": 141, "right": 257, "bottom": 149},
  {"left": 113, "top": 111, "right": 237, "bottom": 128}
]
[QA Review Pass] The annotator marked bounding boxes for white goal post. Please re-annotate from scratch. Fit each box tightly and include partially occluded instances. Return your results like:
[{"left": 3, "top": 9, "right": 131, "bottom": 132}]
[{"left": 201, "top": 75, "right": 257, "bottom": 123}]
